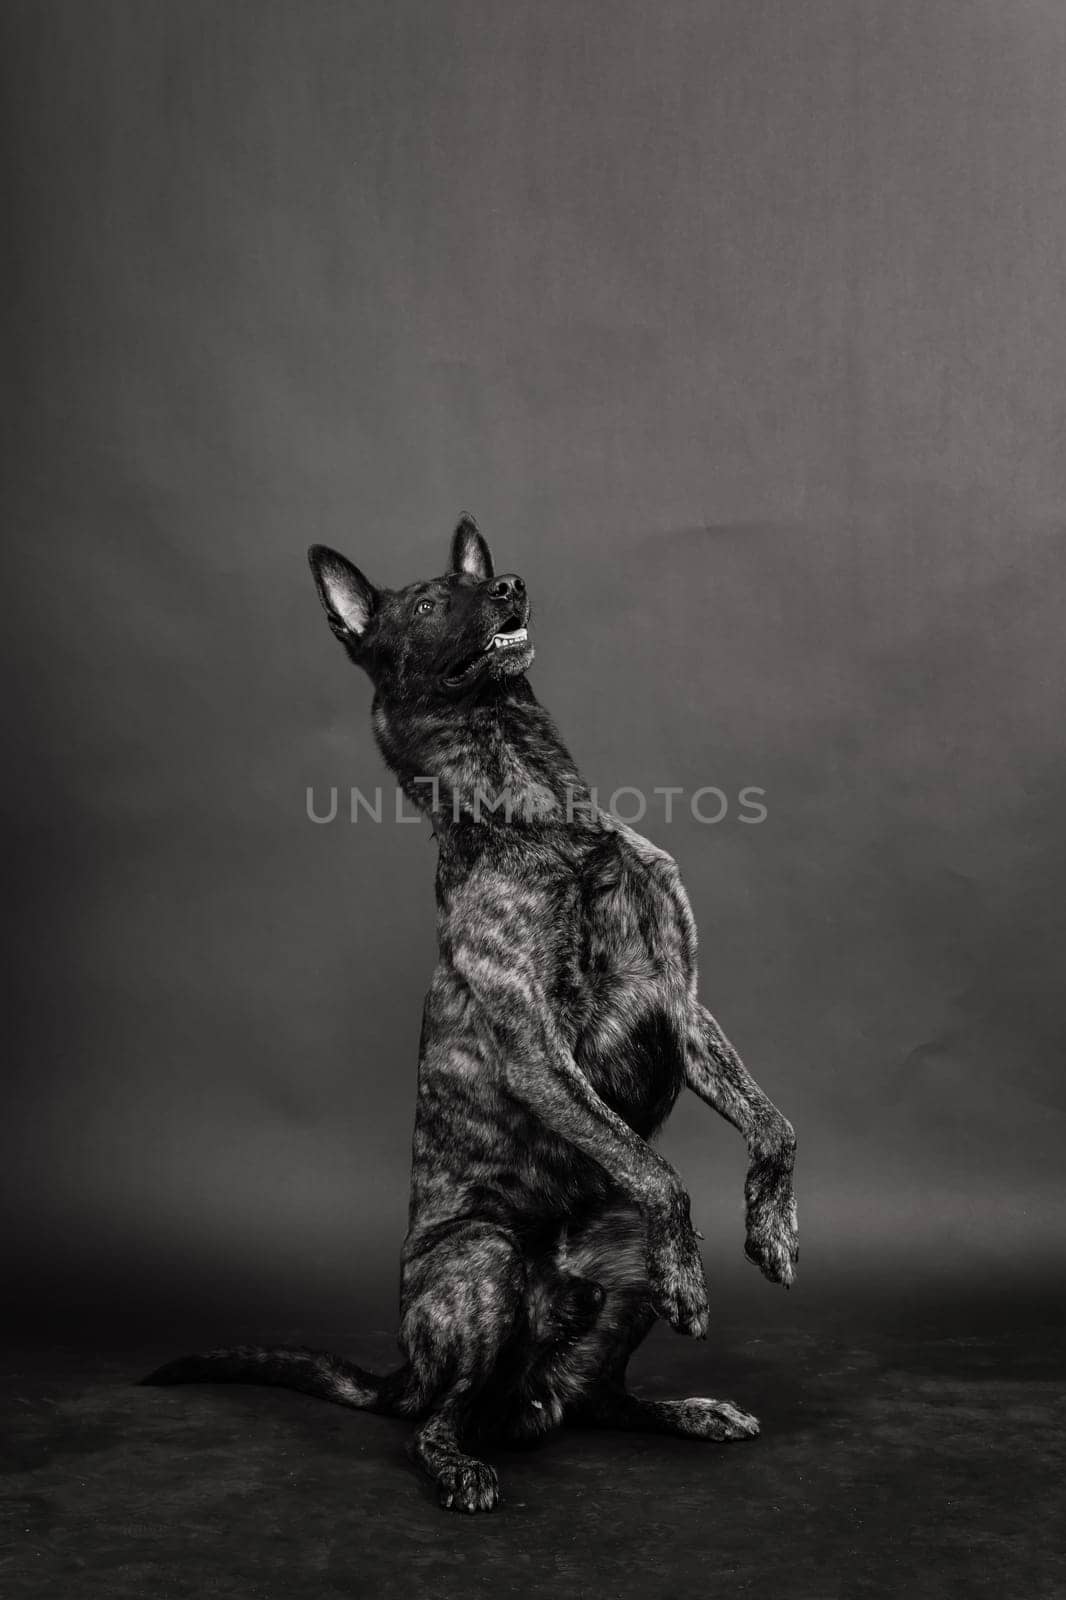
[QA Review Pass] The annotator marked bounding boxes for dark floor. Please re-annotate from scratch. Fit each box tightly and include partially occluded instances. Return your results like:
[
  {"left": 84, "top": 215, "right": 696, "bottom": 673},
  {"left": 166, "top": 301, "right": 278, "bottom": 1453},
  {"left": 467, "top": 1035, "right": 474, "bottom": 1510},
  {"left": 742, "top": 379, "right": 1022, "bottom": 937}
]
[{"left": 1, "top": 1297, "right": 1063, "bottom": 1600}]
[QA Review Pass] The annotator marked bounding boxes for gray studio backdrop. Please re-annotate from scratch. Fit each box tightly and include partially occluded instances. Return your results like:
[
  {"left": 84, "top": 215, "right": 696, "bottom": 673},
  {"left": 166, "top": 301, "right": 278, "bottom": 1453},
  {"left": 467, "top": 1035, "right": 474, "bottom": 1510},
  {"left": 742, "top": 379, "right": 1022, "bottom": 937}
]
[{"left": 4, "top": 1, "right": 1065, "bottom": 1335}]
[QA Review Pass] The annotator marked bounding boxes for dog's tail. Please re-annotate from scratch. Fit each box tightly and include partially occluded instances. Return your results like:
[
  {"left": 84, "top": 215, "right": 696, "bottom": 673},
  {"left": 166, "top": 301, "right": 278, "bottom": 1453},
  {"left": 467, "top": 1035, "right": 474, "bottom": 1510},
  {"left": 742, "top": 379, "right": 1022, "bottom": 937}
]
[{"left": 141, "top": 1345, "right": 415, "bottom": 1416}]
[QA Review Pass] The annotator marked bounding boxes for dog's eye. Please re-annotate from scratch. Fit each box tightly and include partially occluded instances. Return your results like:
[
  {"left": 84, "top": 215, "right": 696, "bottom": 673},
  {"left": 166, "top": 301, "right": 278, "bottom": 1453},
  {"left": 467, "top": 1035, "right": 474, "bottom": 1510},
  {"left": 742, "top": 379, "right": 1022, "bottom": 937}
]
[{"left": 416, "top": 600, "right": 435, "bottom": 615}]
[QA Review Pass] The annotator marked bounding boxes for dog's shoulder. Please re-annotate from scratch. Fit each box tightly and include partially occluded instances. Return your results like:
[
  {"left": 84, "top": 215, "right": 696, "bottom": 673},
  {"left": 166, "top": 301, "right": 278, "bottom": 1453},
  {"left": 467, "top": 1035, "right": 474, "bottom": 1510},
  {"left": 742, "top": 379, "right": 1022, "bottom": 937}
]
[{"left": 596, "top": 809, "right": 681, "bottom": 881}]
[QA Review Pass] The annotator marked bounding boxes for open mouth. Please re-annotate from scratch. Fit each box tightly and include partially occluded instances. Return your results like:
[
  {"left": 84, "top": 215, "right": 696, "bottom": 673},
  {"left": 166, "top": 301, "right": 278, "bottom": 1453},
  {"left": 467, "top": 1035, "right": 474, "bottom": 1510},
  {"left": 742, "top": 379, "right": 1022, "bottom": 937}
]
[{"left": 443, "top": 617, "right": 531, "bottom": 687}]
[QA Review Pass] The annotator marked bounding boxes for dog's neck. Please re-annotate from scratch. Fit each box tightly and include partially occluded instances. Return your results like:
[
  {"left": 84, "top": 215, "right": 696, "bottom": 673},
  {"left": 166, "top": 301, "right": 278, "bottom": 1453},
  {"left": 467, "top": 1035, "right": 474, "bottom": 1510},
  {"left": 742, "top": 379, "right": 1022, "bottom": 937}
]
[{"left": 372, "top": 677, "right": 598, "bottom": 835}]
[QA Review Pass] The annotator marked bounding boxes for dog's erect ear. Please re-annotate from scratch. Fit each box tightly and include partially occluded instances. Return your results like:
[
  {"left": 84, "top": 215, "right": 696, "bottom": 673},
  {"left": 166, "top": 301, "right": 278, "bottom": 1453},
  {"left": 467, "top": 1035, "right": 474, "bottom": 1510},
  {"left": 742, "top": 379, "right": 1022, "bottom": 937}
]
[
  {"left": 308, "top": 545, "right": 379, "bottom": 641},
  {"left": 449, "top": 514, "right": 494, "bottom": 583}
]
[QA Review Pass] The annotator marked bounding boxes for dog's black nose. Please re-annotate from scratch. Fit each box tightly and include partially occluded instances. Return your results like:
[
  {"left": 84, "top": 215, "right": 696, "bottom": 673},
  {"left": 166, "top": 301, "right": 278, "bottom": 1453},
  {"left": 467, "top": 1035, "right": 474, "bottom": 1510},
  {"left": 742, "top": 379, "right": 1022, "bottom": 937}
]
[{"left": 488, "top": 574, "right": 525, "bottom": 603}]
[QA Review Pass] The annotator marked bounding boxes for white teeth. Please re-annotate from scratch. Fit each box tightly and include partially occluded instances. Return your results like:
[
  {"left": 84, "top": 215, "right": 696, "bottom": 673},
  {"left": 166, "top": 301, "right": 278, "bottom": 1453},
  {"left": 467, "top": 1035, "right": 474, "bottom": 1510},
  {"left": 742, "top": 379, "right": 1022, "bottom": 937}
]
[{"left": 491, "top": 627, "right": 528, "bottom": 649}]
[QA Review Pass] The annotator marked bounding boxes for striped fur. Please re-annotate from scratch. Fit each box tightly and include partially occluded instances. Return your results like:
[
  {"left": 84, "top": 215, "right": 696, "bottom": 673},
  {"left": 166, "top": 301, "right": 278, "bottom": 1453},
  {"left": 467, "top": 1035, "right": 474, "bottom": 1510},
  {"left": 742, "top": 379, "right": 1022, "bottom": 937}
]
[{"left": 144, "top": 518, "right": 798, "bottom": 1512}]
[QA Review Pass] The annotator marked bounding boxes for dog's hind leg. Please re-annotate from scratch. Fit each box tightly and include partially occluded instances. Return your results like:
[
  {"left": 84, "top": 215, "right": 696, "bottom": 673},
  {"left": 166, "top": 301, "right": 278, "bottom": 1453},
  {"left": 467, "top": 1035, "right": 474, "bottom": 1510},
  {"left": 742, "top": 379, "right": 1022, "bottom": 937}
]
[
  {"left": 537, "top": 1204, "right": 658, "bottom": 1413},
  {"left": 577, "top": 1384, "right": 760, "bottom": 1440},
  {"left": 477, "top": 1263, "right": 608, "bottom": 1445},
  {"left": 400, "top": 1220, "right": 525, "bottom": 1513},
  {"left": 560, "top": 1206, "right": 760, "bottom": 1442},
  {"left": 566, "top": 1297, "right": 760, "bottom": 1442}
]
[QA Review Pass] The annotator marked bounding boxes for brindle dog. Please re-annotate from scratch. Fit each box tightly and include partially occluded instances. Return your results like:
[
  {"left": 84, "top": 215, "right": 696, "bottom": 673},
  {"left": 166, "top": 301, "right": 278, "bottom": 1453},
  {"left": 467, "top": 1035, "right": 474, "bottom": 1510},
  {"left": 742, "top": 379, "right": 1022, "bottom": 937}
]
[{"left": 144, "top": 517, "right": 799, "bottom": 1513}]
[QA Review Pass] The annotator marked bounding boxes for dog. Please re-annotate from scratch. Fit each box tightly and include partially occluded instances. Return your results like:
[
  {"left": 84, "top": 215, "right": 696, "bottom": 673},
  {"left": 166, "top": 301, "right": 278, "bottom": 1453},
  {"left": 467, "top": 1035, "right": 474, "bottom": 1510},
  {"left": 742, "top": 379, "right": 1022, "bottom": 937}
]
[{"left": 144, "top": 515, "right": 798, "bottom": 1513}]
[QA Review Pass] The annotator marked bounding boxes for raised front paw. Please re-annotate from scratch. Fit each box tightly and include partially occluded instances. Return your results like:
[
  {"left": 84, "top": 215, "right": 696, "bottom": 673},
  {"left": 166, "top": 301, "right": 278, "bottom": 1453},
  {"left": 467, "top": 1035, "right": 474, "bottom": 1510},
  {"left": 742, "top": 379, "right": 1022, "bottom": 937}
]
[
  {"left": 649, "top": 1221, "right": 710, "bottom": 1338},
  {"left": 744, "top": 1162, "right": 799, "bottom": 1287}
]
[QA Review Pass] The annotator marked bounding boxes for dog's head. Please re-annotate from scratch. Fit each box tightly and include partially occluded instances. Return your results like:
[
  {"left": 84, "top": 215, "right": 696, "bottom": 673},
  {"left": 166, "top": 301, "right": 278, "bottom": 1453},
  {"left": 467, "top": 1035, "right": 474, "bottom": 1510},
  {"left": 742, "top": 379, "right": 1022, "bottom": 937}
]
[{"left": 308, "top": 516, "right": 534, "bottom": 702}]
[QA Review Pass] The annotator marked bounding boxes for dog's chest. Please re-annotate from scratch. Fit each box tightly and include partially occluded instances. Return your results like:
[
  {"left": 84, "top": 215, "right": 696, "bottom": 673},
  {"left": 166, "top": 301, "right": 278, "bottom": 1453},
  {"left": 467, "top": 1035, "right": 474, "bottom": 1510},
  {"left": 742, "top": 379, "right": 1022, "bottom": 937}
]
[{"left": 549, "top": 850, "right": 692, "bottom": 1138}]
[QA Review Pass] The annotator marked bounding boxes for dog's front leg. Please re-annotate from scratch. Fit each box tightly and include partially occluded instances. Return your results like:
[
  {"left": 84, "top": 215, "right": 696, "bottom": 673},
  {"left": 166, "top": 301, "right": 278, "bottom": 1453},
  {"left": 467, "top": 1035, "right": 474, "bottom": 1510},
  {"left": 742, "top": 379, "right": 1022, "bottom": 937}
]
[
  {"left": 450, "top": 941, "right": 709, "bottom": 1338},
  {"left": 685, "top": 1002, "right": 798, "bottom": 1286}
]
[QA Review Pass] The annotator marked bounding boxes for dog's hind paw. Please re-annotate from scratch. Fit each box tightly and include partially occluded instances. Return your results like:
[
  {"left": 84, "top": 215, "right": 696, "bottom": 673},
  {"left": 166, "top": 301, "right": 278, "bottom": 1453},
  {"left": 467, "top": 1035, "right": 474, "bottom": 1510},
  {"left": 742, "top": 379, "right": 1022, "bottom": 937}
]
[
  {"left": 438, "top": 1456, "right": 500, "bottom": 1514},
  {"left": 673, "top": 1397, "right": 761, "bottom": 1441}
]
